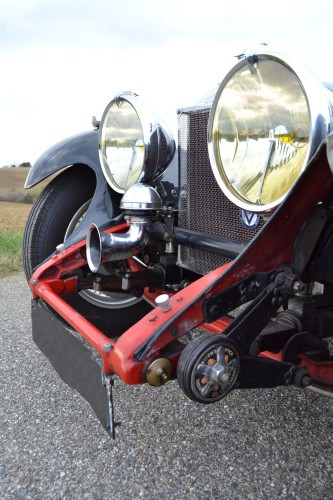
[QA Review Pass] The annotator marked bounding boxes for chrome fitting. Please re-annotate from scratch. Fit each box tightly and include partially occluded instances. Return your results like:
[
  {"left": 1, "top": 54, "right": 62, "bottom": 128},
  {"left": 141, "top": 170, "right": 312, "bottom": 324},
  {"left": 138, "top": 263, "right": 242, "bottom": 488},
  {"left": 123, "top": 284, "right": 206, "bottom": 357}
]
[
  {"left": 86, "top": 184, "right": 163, "bottom": 273},
  {"left": 120, "top": 183, "right": 162, "bottom": 211},
  {"left": 155, "top": 294, "right": 171, "bottom": 312},
  {"left": 87, "top": 217, "right": 151, "bottom": 273}
]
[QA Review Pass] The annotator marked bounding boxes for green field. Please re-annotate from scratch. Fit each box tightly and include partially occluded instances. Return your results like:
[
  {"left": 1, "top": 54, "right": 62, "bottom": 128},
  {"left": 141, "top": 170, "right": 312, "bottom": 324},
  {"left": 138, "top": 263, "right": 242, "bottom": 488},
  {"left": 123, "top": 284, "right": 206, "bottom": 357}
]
[
  {"left": 0, "top": 168, "right": 61, "bottom": 277},
  {"left": 0, "top": 232, "right": 25, "bottom": 276},
  {"left": 0, "top": 200, "right": 32, "bottom": 277},
  {"left": 0, "top": 168, "right": 33, "bottom": 276}
]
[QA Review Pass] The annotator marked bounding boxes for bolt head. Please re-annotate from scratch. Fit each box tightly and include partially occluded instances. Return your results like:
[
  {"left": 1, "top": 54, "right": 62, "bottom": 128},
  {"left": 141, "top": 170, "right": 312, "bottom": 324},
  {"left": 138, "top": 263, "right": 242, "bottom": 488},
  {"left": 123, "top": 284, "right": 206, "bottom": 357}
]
[
  {"left": 292, "top": 280, "right": 306, "bottom": 294},
  {"left": 209, "top": 304, "right": 219, "bottom": 316},
  {"left": 301, "top": 375, "right": 311, "bottom": 387},
  {"left": 103, "top": 343, "right": 112, "bottom": 352}
]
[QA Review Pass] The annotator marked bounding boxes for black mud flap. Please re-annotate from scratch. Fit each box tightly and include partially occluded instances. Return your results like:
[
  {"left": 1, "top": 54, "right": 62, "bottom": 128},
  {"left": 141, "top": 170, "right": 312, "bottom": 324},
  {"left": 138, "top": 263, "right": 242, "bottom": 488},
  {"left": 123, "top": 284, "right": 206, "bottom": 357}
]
[{"left": 31, "top": 299, "right": 116, "bottom": 437}]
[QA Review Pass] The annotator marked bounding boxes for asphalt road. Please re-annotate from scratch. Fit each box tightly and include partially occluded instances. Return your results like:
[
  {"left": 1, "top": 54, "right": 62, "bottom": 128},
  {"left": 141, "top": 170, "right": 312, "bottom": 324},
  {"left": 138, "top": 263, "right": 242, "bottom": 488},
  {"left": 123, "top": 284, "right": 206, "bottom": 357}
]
[{"left": 1, "top": 273, "right": 332, "bottom": 499}]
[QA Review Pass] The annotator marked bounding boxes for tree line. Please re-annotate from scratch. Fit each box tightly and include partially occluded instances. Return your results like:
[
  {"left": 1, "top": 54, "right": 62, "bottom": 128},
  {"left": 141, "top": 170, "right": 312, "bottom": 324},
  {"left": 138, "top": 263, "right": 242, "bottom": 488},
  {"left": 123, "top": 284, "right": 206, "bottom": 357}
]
[{"left": 1, "top": 162, "right": 31, "bottom": 168}]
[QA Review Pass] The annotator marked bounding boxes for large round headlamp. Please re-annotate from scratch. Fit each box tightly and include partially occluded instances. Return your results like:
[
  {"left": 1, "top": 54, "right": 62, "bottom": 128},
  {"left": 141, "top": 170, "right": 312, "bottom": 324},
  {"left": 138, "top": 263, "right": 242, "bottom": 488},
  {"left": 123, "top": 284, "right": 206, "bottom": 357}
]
[
  {"left": 208, "top": 52, "right": 332, "bottom": 212},
  {"left": 99, "top": 92, "right": 175, "bottom": 193}
]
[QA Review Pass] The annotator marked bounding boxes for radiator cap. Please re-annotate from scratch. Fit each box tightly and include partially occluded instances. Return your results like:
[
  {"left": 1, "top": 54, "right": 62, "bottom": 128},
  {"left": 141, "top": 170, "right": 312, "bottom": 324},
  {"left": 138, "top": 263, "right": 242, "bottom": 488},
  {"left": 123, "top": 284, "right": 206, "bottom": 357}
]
[{"left": 120, "top": 183, "right": 162, "bottom": 211}]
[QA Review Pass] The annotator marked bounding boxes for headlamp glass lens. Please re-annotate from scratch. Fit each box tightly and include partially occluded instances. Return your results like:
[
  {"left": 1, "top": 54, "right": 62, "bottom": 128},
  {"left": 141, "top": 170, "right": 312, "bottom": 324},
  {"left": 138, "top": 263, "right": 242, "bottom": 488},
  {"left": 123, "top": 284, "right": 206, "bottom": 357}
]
[
  {"left": 212, "top": 59, "right": 310, "bottom": 208},
  {"left": 100, "top": 100, "right": 145, "bottom": 192}
]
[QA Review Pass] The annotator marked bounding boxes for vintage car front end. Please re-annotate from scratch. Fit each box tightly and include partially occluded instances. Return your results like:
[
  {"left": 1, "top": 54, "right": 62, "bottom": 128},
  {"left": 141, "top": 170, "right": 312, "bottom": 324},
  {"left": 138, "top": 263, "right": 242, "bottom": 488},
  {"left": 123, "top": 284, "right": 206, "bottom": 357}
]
[{"left": 25, "top": 49, "right": 333, "bottom": 437}]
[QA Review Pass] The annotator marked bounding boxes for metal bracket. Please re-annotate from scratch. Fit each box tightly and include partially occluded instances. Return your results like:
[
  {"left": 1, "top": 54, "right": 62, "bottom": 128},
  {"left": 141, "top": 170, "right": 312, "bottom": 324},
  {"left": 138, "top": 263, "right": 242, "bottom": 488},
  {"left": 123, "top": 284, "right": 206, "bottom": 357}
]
[
  {"left": 236, "top": 356, "right": 308, "bottom": 389},
  {"left": 223, "top": 282, "right": 280, "bottom": 354},
  {"left": 203, "top": 270, "right": 276, "bottom": 323},
  {"left": 293, "top": 205, "right": 328, "bottom": 277},
  {"left": 114, "top": 90, "right": 138, "bottom": 107},
  {"left": 102, "top": 374, "right": 121, "bottom": 439},
  {"left": 204, "top": 268, "right": 305, "bottom": 354},
  {"left": 246, "top": 52, "right": 259, "bottom": 73}
]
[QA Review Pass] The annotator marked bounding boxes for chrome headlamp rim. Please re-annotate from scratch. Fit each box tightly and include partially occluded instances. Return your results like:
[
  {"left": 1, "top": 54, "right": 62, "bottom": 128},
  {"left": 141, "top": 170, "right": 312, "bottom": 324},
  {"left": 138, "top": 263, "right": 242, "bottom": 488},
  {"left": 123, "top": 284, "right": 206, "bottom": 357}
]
[
  {"left": 207, "top": 50, "right": 332, "bottom": 213},
  {"left": 99, "top": 91, "right": 175, "bottom": 194},
  {"left": 328, "top": 132, "right": 333, "bottom": 173}
]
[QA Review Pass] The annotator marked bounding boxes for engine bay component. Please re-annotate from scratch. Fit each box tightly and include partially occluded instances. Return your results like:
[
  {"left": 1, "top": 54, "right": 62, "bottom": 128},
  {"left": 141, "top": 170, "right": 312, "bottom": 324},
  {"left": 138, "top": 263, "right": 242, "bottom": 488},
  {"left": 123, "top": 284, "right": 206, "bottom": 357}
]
[
  {"left": 155, "top": 294, "right": 171, "bottom": 312},
  {"left": 99, "top": 92, "right": 175, "bottom": 193},
  {"left": 177, "top": 333, "right": 240, "bottom": 403},
  {"left": 86, "top": 184, "right": 163, "bottom": 272},
  {"left": 87, "top": 218, "right": 151, "bottom": 272},
  {"left": 120, "top": 183, "right": 163, "bottom": 211},
  {"left": 208, "top": 51, "right": 332, "bottom": 212}
]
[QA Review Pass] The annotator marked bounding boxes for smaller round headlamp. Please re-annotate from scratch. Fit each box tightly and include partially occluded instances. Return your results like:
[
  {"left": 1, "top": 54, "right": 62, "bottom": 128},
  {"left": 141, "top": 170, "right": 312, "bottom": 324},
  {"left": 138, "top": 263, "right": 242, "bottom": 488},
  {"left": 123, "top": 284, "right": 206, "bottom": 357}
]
[
  {"left": 208, "top": 52, "right": 332, "bottom": 212},
  {"left": 99, "top": 92, "right": 175, "bottom": 193}
]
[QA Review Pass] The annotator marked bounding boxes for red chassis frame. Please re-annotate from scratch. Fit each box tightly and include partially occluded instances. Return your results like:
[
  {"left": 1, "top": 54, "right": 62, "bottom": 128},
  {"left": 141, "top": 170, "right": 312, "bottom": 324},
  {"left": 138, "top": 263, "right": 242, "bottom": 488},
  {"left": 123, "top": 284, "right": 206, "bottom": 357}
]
[{"left": 29, "top": 144, "right": 333, "bottom": 388}]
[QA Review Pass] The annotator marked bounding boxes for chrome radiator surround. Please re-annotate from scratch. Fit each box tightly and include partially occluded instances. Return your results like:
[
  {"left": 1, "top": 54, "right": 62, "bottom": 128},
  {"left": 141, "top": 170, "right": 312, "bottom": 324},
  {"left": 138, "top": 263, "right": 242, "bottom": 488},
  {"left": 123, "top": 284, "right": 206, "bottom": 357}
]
[{"left": 177, "top": 105, "right": 265, "bottom": 275}]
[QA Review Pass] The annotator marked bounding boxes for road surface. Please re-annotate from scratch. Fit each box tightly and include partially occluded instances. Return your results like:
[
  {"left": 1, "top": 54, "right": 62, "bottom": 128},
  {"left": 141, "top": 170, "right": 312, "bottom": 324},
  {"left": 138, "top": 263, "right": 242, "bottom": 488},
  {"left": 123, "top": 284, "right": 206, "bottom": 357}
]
[{"left": 1, "top": 273, "right": 332, "bottom": 498}]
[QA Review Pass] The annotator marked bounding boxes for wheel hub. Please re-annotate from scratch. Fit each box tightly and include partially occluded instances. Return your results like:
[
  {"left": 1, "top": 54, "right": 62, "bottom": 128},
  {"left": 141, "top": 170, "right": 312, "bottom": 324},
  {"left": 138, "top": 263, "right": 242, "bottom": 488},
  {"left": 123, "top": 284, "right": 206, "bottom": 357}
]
[
  {"left": 196, "top": 345, "right": 239, "bottom": 399},
  {"left": 177, "top": 332, "right": 240, "bottom": 403}
]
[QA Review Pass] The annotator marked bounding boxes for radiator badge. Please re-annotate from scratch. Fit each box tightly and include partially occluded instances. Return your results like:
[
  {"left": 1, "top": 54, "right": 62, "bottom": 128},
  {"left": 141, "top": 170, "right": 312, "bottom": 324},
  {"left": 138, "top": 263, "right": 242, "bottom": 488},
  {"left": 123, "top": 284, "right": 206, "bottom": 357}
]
[{"left": 240, "top": 209, "right": 260, "bottom": 230}]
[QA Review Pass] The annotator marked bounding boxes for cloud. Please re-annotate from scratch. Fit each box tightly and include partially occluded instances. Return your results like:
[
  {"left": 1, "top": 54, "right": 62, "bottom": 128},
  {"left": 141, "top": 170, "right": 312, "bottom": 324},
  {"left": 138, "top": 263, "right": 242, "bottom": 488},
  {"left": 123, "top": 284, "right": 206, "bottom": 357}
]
[
  {"left": 0, "top": 0, "right": 332, "bottom": 165},
  {"left": 1, "top": 0, "right": 329, "bottom": 50}
]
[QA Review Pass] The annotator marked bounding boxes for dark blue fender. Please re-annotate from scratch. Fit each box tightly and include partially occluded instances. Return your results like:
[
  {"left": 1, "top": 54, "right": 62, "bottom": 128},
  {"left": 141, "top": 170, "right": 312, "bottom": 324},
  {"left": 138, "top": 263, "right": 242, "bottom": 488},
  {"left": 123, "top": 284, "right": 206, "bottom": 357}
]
[
  {"left": 25, "top": 129, "right": 122, "bottom": 249},
  {"left": 25, "top": 129, "right": 101, "bottom": 188}
]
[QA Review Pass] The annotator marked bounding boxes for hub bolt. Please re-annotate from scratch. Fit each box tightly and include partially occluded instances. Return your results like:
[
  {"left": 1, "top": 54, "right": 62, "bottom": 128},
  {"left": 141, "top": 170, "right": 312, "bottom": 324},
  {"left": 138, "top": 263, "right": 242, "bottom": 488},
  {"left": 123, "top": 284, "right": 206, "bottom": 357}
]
[{"left": 158, "top": 369, "right": 168, "bottom": 382}]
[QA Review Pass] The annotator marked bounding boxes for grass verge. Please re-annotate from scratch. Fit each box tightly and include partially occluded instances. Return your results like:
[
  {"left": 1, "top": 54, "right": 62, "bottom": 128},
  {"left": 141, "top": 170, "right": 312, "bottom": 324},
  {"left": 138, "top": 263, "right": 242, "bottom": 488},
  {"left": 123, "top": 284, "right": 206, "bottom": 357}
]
[
  {"left": 0, "top": 232, "right": 24, "bottom": 277},
  {"left": 0, "top": 201, "right": 32, "bottom": 277}
]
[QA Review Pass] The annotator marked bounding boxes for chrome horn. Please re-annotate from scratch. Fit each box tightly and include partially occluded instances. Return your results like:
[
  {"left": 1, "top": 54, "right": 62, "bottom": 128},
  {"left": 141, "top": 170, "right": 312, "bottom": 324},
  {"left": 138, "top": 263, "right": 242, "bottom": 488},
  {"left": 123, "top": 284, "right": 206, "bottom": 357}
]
[{"left": 86, "top": 184, "right": 162, "bottom": 273}]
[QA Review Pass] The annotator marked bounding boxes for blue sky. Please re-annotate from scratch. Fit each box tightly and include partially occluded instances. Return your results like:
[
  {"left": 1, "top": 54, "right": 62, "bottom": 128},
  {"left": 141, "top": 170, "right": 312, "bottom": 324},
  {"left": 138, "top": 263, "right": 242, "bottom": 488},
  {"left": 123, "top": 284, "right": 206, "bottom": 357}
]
[{"left": 0, "top": 0, "right": 332, "bottom": 166}]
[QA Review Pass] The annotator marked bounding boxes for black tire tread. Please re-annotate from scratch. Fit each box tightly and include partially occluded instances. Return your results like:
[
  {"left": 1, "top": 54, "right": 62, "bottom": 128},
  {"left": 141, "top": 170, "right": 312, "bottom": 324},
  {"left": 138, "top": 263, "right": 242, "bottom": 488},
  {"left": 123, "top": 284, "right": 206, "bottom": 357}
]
[
  {"left": 23, "top": 166, "right": 95, "bottom": 279},
  {"left": 177, "top": 332, "right": 218, "bottom": 403}
]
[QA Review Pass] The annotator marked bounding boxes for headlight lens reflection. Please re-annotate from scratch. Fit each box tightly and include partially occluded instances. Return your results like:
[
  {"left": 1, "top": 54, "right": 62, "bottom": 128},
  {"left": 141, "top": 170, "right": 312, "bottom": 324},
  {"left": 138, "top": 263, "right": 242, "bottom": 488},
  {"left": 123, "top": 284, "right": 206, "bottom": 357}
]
[
  {"left": 209, "top": 58, "right": 311, "bottom": 211},
  {"left": 100, "top": 100, "right": 145, "bottom": 192}
]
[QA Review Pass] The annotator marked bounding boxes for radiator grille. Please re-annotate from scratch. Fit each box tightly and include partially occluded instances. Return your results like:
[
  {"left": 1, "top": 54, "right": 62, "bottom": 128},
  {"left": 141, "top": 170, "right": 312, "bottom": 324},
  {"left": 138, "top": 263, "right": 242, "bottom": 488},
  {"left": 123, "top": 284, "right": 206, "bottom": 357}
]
[{"left": 178, "top": 107, "right": 265, "bottom": 275}]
